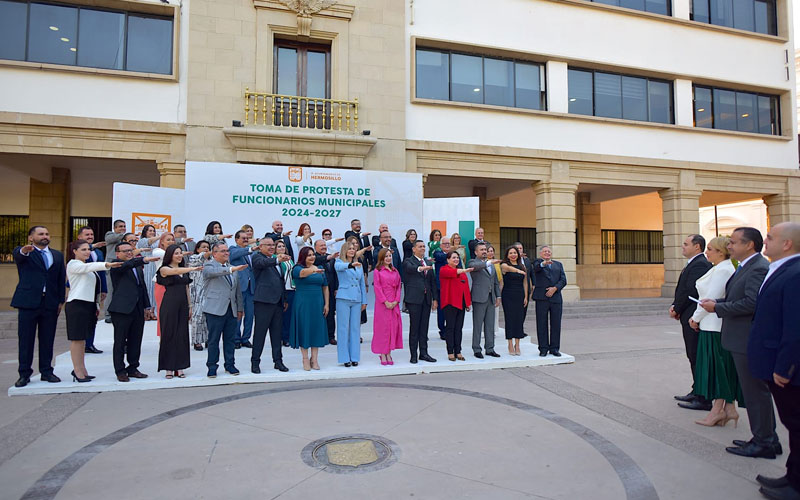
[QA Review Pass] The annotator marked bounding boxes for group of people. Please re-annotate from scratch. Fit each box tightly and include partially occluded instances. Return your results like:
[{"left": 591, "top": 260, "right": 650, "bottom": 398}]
[
  {"left": 11, "top": 219, "right": 568, "bottom": 387},
  {"left": 670, "top": 223, "right": 800, "bottom": 500}
]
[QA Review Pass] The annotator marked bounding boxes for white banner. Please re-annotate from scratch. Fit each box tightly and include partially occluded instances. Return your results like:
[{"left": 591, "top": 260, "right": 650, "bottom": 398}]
[
  {"left": 183, "top": 162, "right": 423, "bottom": 257},
  {"left": 422, "top": 196, "right": 480, "bottom": 243},
  {"left": 112, "top": 183, "right": 185, "bottom": 237}
]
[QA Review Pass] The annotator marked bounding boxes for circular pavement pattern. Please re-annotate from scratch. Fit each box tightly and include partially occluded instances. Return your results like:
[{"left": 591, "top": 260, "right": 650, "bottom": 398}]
[{"left": 300, "top": 433, "right": 400, "bottom": 474}]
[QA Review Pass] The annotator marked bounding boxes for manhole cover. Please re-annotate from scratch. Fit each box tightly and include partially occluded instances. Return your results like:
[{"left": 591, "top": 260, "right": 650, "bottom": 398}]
[{"left": 301, "top": 434, "right": 399, "bottom": 474}]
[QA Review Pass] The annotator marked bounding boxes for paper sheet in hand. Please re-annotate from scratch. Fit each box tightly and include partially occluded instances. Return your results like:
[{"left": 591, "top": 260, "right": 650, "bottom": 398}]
[{"left": 688, "top": 296, "right": 701, "bottom": 304}]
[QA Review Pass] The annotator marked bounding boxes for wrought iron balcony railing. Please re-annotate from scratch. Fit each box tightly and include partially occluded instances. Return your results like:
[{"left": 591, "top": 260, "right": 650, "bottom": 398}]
[{"left": 244, "top": 89, "right": 359, "bottom": 132}]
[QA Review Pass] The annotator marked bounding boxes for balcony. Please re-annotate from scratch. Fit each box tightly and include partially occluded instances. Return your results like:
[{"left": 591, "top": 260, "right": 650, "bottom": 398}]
[{"left": 223, "top": 90, "right": 377, "bottom": 169}]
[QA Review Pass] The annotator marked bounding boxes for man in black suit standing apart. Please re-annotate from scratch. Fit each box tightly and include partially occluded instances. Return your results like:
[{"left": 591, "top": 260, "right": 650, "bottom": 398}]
[
  {"left": 532, "top": 245, "right": 567, "bottom": 357},
  {"left": 670, "top": 234, "right": 713, "bottom": 410},
  {"left": 264, "top": 220, "right": 294, "bottom": 261},
  {"left": 699, "top": 227, "right": 780, "bottom": 459},
  {"left": 251, "top": 237, "right": 291, "bottom": 373},
  {"left": 403, "top": 240, "right": 438, "bottom": 364},
  {"left": 12, "top": 226, "right": 66, "bottom": 387},
  {"left": 467, "top": 227, "right": 488, "bottom": 261},
  {"left": 107, "top": 242, "right": 159, "bottom": 382}
]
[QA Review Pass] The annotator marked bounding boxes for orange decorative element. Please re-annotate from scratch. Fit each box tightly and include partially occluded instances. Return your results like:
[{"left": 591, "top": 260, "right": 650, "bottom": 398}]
[
  {"left": 431, "top": 221, "right": 446, "bottom": 235},
  {"left": 289, "top": 167, "right": 303, "bottom": 182},
  {"left": 132, "top": 213, "right": 172, "bottom": 236}
]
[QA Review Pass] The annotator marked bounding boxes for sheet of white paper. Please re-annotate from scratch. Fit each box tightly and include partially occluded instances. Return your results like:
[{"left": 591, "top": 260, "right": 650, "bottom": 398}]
[{"left": 688, "top": 296, "right": 701, "bottom": 304}]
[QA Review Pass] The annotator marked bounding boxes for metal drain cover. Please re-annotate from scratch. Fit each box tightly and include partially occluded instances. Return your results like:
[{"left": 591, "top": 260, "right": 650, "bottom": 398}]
[{"left": 301, "top": 434, "right": 399, "bottom": 474}]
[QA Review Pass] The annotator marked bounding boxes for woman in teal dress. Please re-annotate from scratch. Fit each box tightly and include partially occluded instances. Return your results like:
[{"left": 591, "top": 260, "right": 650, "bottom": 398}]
[{"left": 289, "top": 246, "right": 330, "bottom": 371}]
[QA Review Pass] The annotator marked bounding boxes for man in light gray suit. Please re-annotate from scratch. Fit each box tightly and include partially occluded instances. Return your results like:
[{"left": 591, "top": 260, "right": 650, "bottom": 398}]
[
  {"left": 700, "top": 227, "right": 782, "bottom": 459},
  {"left": 202, "top": 241, "right": 247, "bottom": 378},
  {"left": 468, "top": 242, "right": 501, "bottom": 358}
]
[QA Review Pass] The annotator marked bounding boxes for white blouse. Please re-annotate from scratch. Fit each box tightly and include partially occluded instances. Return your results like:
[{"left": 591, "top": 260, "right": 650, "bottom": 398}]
[
  {"left": 691, "top": 259, "right": 736, "bottom": 332},
  {"left": 151, "top": 247, "right": 165, "bottom": 282},
  {"left": 66, "top": 260, "right": 108, "bottom": 303}
]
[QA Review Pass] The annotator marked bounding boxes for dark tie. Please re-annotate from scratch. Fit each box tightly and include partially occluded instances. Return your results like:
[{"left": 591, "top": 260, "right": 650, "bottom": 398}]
[
  {"left": 133, "top": 268, "right": 140, "bottom": 284},
  {"left": 224, "top": 266, "right": 232, "bottom": 286}
]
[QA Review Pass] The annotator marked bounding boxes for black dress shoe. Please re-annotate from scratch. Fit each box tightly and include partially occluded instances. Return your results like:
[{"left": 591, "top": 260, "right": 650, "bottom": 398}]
[
  {"left": 725, "top": 441, "right": 777, "bottom": 459},
  {"left": 193, "top": 343, "right": 204, "bottom": 351},
  {"left": 104, "top": 318, "right": 112, "bottom": 324},
  {"left": 678, "top": 399, "right": 713, "bottom": 411},
  {"left": 759, "top": 484, "right": 800, "bottom": 500},
  {"left": 274, "top": 361, "right": 289, "bottom": 372},
  {"left": 234, "top": 343, "right": 242, "bottom": 349},
  {"left": 116, "top": 373, "right": 130, "bottom": 382},
  {"left": 352, "top": 362, "right": 358, "bottom": 367},
  {"left": 241, "top": 341, "right": 253, "bottom": 348},
  {"left": 344, "top": 362, "right": 352, "bottom": 368},
  {"left": 329, "top": 339, "right": 337, "bottom": 345},
  {"left": 549, "top": 350, "right": 562, "bottom": 357},
  {"left": 251, "top": 363, "right": 261, "bottom": 374},
  {"left": 282, "top": 341, "right": 290, "bottom": 347},
  {"left": 14, "top": 376, "right": 30, "bottom": 388},
  {"left": 733, "top": 440, "right": 783, "bottom": 455},
  {"left": 539, "top": 350, "right": 547, "bottom": 357},
  {"left": 226, "top": 368, "right": 240, "bottom": 376},
  {"left": 128, "top": 370, "right": 148, "bottom": 379},
  {"left": 674, "top": 392, "right": 696, "bottom": 402},
  {"left": 40, "top": 373, "right": 61, "bottom": 383},
  {"left": 85, "top": 346, "right": 103, "bottom": 354},
  {"left": 410, "top": 356, "right": 418, "bottom": 364},
  {"left": 474, "top": 352, "right": 484, "bottom": 359},
  {"left": 419, "top": 354, "right": 436, "bottom": 363},
  {"left": 757, "top": 475, "right": 790, "bottom": 489},
  {"left": 486, "top": 351, "right": 500, "bottom": 357}
]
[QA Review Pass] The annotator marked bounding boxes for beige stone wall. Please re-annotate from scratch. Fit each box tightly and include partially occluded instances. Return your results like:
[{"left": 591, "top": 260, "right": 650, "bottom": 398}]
[
  {"left": 499, "top": 189, "right": 537, "bottom": 228},
  {"left": 577, "top": 264, "right": 664, "bottom": 290},
  {"left": 600, "top": 192, "right": 663, "bottom": 230}
]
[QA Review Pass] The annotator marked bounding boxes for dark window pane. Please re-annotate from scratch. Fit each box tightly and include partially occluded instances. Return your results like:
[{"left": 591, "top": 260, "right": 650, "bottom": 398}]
[
  {"left": 568, "top": 69, "right": 593, "bottom": 115},
  {"left": 0, "top": 0, "right": 27, "bottom": 61},
  {"left": 646, "top": 0, "right": 669, "bottom": 14},
  {"left": 621, "top": 76, "right": 647, "bottom": 121},
  {"left": 710, "top": 0, "right": 734, "bottom": 27},
  {"left": 735, "top": 92, "right": 757, "bottom": 132},
  {"left": 483, "top": 58, "right": 513, "bottom": 107},
  {"left": 126, "top": 15, "right": 172, "bottom": 74},
  {"left": 515, "top": 62, "right": 542, "bottom": 110},
  {"left": 692, "top": 0, "right": 710, "bottom": 22},
  {"left": 276, "top": 47, "right": 297, "bottom": 95},
  {"left": 594, "top": 0, "right": 619, "bottom": 5},
  {"left": 713, "top": 89, "right": 737, "bottom": 130},
  {"left": 77, "top": 9, "right": 124, "bottom": 70},
  {"left": 620, "top": 0, "right": 645, "bottom": 11},
  {"left": 754, "top": 0, "right": 776, "bottom": 34},
  {"left": 306, "top": 50, "right": 326, "bottom": 98},
  {"left": 415, "top": 49, "right": 449, "bottom": 100},
  {"left": 451, "top": 53, "right": 483, "bottom": 104},
  {"left": 648, "top": 80, "right": 672, "bottom": 124},
  {"left": 28, "top": 3, "right": 77, "bottom": 66},
  {"left": 757, "top": 95, "right": 777, "bottom": 135},
  {"left": 594, "top": 72, "right": 622, "bottom": 119},
  {"left": 694, "top": 87, "right": 713, "bottom": 128},
  {"left": 732, "top": 0, "right": 755, "bottom": 31}
]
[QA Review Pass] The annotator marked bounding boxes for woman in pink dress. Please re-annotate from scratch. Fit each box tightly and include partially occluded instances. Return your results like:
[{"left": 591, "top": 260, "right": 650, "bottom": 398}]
[{"left": 372, "top": 248, "right": 402, "bottom": 365}]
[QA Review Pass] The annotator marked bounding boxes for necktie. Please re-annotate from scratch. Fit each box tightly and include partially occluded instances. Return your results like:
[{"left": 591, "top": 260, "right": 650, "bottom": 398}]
[
  {"left": 224, "top": 265, "right": 232, "bottom": 286},
  {"left": 39, "top": 249, "right": 51, "bottom": 269}
]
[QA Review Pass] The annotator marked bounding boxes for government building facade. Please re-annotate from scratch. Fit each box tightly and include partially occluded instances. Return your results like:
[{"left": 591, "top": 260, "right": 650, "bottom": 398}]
[{"left": 0, "top": 0, "right": 798, "bottom": 305}]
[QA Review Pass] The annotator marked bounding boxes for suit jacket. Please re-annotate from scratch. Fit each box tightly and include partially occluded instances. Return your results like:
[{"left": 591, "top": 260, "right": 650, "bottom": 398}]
[
  {"left": 314, "top": 252, "right": 339, "bottom": 292},
  {"left": 715, "top": 254, "right": 769, "bottom": 354},
  {"left": 202, "top": 260, "right": 244, "bottom": 316},
  {"left": 402, "top": 255, "right": 439, "bottom": 305},
  {"left": 334, "top": 260, "right": 368, "bottom": 304},
  {"left": 373, "top": 245, "right": 403, "bottom": 280},
  {"left": 264, "top": 232, "right": 294, "bottom": 261},
  {"left": 107, "top": 257, "right": 150, "bottom": 314},
  {"left": 531, "top": 259, "right": 567, "bottom": 303},
  {"left": 748, "top": 256, "right": 800, "bottom": 385},
  {"left": 467, "top": 258, "right": 501, "bottom": 303},
  {"left": 229, "top": 244, "right": 256, "bottom": 294},
  {"left": 11, "top": 246, "right": 66, "bottom": 310},
  {"left": 672, "top": 254, "right": 713, "bottom": 318},
  {"left": 104, "top": 231, "right": 126, "bottom": 262},
  {"left": 66, "top": 260, "right": 107, "bottom": 303},
  {"left": 345, "top": 230, "right": 373, "bottom": 269},
  {"left": 467, "top": 239, "right": 488, "bottom": 261},
  {"left": 251, "top": 252, "right": 285, "bottom": 305}
]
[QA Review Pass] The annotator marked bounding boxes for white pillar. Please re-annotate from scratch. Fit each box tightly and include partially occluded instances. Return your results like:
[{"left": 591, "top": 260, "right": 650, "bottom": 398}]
[
  {"left": 673, "top": 0, "right": 691, "bottom": 20},
  {"left": 546, "top": 61, "right": 569, "bottom": 114},
  {"left": 674, "top": 79, "right": 694, "bottom": 127}
]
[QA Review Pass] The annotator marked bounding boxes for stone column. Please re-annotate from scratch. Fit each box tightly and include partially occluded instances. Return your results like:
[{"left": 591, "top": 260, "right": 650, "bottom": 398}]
[
  {"left": 577, "top": 192, "right": 601, "bottom": 266},
  {"left": 474, "top": 187, "right": 500, "bottom": 248},
  {"left": 659, "top": 185, "right": 702, "bottom": 298},
  {"left": 157, "top": 160, "right": 186, "bottom": 189},
  {"left": 29, "top": 167, "right": 70, "bottom": 253},
  {"left": 534, "top": 179, "right": 579, "bottom": 302},
  {"left": 764, "top": 178, "right": 800, "bottom": 226}
]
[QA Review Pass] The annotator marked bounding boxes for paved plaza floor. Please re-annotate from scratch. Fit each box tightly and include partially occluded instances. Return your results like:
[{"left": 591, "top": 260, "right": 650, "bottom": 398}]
[{"left": 0, "top": 314, "right": 788, "bottom": 500}]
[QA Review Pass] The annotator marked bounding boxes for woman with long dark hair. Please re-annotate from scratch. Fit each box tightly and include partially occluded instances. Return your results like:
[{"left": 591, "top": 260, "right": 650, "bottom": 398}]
[
  {"left": 428, "top": 229, "right": 442, "bottom": 258},
  {"left": 403, "top": 229, "right": 417, "bottom": 262},
  {"left": 203, "top": 221, "right": 232, "bottom": 245},
  {"left": 289, "top": 246, "right": 330, "bottom": 370},
  {"left": 501, "top": 245, "right": 528, "bottom": 355},
  {"left": 439, "top": 250, "right": 473, "bottom": 361}
]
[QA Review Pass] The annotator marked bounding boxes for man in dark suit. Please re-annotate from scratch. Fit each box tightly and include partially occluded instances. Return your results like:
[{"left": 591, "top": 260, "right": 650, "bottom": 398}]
[
  {"left": 11, "top": 226, "right": 66, "bottom": 387},
  {"left": 103, "top": 219, "right": 127, "bottom": 323},
  {"left": 670, "top": 234, "right": 713, "bottom": 410},
  {"left": 373, "top": 230, "right": 402, "bottom": 280},
  {"left": 264, "top": 220, "right": 294, "bottom": 261},
  {"left": 76, "top": 226, "right": 107, "bottom": 354},
  {"left": 700, "top": 227, "right": 780, "bottom": 459},
  {"left": 371, "top": 223, "right": 398, "bottom": 250},
  {"left": 314, "top": 239, "right": 339, "bottom": 344},
  {"left": 229, "top": 230, "right": 256, "bottom": 349},
  {"left": 403, "top": 240, "right": 438, "bottom": 364},
  {"left": 746, "top": 222, "right": 800, "bottom": 499},
  {"left": 532, "top": 245, "right": 567, "bottom": 357},
  {"left": 107, "top": 242, "right": 158, "bottom": 382},
  {"left": 467, "top": 227, "right": 488, "bottom": 262},
  {"left": 468, "top": 242, "right": 501, "bottom": 358},
  {"left": 344, "top": 218, "right": 373, "bottom": 270},
  {"left": 251, "top": 237, "right": 291, "bottom": 373}
]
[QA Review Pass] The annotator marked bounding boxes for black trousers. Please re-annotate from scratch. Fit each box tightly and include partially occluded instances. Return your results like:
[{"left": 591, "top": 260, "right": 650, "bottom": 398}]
[
  {"left": 534, "top": 299, "right": 562, "bottom": 352},
  {"left": 252, "top": 301, "right": 283, "bottom": 365},
  {"left": 327, "top": 296, "right": 336, "bottom": 341},
  {"left": 110, "top": 305, "right": 145, "bottom": 375},
  {"left": 443, "top": 305, "right": 465, "bottom": 355},
  {"left": 407, "top": 301, "right": 431, "bottom": 357},
  {"left": 770, "top": 382, "right": 800, "bottom": 490},
  {"left": 680, "top": 311, "right": 699, "bottom": 392},
  {"left": 17, "top": 304, "right": 59, "bottom": 378},
  {"left": 731, "top": 351, "right": 779, "bottom": 447}
]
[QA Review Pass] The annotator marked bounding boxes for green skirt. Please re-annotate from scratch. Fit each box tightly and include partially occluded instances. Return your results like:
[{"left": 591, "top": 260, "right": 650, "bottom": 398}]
[{"left": 694, "top": 330, "right": 745, "bottom": 406}]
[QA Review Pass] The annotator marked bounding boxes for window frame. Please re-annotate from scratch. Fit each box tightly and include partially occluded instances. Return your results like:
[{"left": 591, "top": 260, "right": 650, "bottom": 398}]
[
  {"left": 272, "top": 39, "right": 332, "bottom": 100},
  {"left": 689, "top": 0, "right": 778, "bottom": 35},
  {"left": 590, "top": 0, "right": 671, "bottom": 16},
  {"left": 601, "top": 229, "right": 664, "bottom": 264},
  {"left": 692, "top": 84, "right": 781, "bottom": 136}
]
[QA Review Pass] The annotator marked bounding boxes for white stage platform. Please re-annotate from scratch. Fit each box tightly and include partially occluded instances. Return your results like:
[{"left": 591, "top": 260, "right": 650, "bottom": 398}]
[{"left": 8, "top": 310, "right": 573, "bottom": 396}]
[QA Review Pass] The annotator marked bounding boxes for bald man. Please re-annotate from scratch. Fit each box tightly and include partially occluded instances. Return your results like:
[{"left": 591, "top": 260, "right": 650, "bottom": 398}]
[
  {"left": 264, "top": 221, "right": 294, "bottom": 261},
  {"left": 468, "top": 227, "right": 488, "bottom": 261},
  {"left": 747, "top": 222, "right": 800, "bottom": 499}
]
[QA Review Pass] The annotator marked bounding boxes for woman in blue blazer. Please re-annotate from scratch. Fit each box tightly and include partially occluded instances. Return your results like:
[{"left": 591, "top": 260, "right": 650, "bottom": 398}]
[{"left": 334, "top": 242, "right": 368, "bottom": 367}]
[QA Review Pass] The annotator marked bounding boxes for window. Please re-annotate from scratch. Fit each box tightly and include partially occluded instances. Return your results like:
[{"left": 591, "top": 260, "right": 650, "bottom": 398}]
[
  {"left": 416, "top": 48, "right": 546, "bottom": 110},
  {"left": 568, "top": 68, "right": 674, "bottom": 124},
  {"left": 499, "top": 227, "right": 537, "bottom": 258},
  {"left": 273, "top": 40, "right": 331, "bottom": 129},
  {"left": 0, "top": 0, "right": 174, "bottom": 74},
  {"left": 601, "top": 230, "right": 663, "bottom": 264},
  {"left": 693, "top": 85, "right": 780, "bottom": 135},
  {"left": 691, "top": 0, "right": 777, "bottom": 35},
  {"left": 70, "top": 216, "right": 112, "bottom": 245},
  {"left": 0, "top": 215, "right": 29, "bottom": 263},
  {"left": 593, "top": 0, "right": 670, "bottom": 15}
]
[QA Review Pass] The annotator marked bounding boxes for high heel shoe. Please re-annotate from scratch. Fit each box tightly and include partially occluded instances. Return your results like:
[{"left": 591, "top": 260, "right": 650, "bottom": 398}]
[
  {"left": 380, "top": 356, "right": 388, "bottom": 366},
  {"left": 723, "top": 412, "right": 740, "bottom": 428},
  {"left": 448, "top": 354, "right": 456, "bottom": 362},
  {"left": 311, "top": 359, "right": 320, "bottom": 370},
  {"left": 456, "top": 354, "right": 465, "bottom": 361},
  {"left": 695, "top": 412, "right": 727, "bottom": 427},
  {"left": 71, "top": 370, "right": 92, "bottom": 383},
  {"left": 302, "top": 358, "right": 311, "bottom": 371},
  {"left": 387, "top": 355, "right": 394, "bottom": 366}
]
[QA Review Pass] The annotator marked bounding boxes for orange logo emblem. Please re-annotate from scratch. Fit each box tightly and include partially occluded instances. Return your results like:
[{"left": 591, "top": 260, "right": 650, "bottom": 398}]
[{"left": 289, "top": 167, "right": 303, "bottom": 182}]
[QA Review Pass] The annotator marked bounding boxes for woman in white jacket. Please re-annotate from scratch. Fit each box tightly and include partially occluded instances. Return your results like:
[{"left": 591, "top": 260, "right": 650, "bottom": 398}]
[
  {"left": 66, "top": 240, "right": 121, "bottom": 382},
  {"left": 689, "top": 236, "right": 740, "bottom": 427}
]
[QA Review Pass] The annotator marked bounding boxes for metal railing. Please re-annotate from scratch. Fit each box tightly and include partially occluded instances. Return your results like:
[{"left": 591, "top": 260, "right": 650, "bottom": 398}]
[{"left": 244, "top": 89, "right": 359, "bottom": 132}]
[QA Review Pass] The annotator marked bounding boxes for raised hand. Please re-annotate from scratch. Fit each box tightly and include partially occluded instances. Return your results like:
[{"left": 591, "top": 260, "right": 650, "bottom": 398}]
[
  {"left": 93, "top": 241, "right": 107, "bottom": 248},
  {"left": 106, "top": 261, "right": 124, "bottom": 268},
  {"left": 231, "top": 264, "right": 248, "bottom": 272},
  {"left": 284, "top": 231, "right": 293, "bottom": 236},
  {"left": 21, "top": 244, "right": 35, "bottom": 254},
  {"left": 222, "top": 234, "right": 233, "bottom": 239},
  {"left": 145, "top": 256, "right": 160, "bottom": 262}
]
